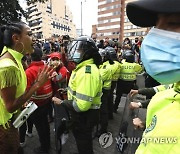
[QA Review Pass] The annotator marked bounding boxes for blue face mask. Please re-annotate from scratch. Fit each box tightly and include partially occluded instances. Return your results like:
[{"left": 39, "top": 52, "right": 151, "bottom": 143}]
[
  {"left": 72, "top": 51, "right": 81, "bottom": 63},
  {"left": 141, "top": 28, "right": 180, "bottom": 84}
]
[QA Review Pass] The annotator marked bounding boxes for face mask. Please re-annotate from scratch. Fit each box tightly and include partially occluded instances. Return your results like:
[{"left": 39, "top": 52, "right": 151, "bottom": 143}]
[
  {"left": 51, "top": 60, "right": 61, "bottom": 67},
  {"left": 141, "top": 28, "right": 180, "bottom": 84},
  {"left": 72, "top": 51, "right": 81, "bottom": 63}
]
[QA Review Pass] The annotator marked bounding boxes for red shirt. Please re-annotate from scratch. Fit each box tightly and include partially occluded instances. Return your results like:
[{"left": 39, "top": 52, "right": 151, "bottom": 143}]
[
  {"left": 25, "top": 61, "right": 53, "bottom": 106},
  {"left": 61, "top": 52, "right": 76, "bottom": 74},
  {"left": 52, "top": 65, "right": 69, "bottom": 95}
]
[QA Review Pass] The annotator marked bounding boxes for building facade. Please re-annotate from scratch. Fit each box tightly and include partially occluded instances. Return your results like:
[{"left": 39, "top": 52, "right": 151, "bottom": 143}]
[
  {"left": 27, "top": 0, "right": 76, "bottom": 40},
  {"left": 123, "top": 0, "right": 149, "bottom": 41},
  {"left": 96, "top": 0, "right": 121, "bottom": 41},
  {"left": 94, "top": 0, "right": 149, "bottom": 43}
]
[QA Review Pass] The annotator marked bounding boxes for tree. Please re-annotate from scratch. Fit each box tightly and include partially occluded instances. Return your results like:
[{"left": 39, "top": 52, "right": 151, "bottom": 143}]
[
  {"left": 0, "top": 0, "right": 48, "bottom": 25},
  {"left": 26, "top": 0, "right": 48, "bottom": 5}
]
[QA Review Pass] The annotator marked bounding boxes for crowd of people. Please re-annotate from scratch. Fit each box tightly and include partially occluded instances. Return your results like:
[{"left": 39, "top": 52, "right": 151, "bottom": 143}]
[{"left": 0, "top": 0, "right": 179, "bottom": 154}]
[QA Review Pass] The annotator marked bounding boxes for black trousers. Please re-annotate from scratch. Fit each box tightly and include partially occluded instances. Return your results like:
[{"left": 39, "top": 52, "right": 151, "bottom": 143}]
[
  {"left": 71, "top": 109, "right": 99, "bottom": 154},
  {"left": 19, "top": 102, "right": 50, "bottom": 151},
  {"left": 108, "top": 81, "right": 117, "bottom": 118},
  {"left": 19, "top": 118, "right": 33, "bottom": 142},
  {"left": 100, "top": 89, "right": 110, "bottom": 132},
  {"left": 114, "top": 79, "right": 135, "bottom": 110}
]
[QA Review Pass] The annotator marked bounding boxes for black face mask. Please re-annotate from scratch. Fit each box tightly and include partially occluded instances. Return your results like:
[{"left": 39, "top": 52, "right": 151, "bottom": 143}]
[{"left": 135, "top": 40, "right": 138, "bottom": 43}]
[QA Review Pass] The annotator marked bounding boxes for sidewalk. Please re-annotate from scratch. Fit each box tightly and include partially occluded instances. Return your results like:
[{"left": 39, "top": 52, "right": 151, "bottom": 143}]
[
  {"left": 23, "top": 74, "right": 145, "bottom": 154},
  {"left": 23, "top": 97, "right": 127, "bottom": 154}
]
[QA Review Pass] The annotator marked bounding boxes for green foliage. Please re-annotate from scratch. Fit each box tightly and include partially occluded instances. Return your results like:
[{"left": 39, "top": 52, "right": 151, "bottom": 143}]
[
  {"left": 26, "top": 0, "right": 48, "bottom": 5},
  {"left": 0, "top": 0, "right": 25, "bottom": 25},
  {"left": 0, "top": 0, "right": 48, "bottom": 25}
]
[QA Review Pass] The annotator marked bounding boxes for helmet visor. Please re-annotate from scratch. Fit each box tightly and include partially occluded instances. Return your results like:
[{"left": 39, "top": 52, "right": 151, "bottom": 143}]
[{"left": 68, "top": 40, "right": 84, "bottom": 60}]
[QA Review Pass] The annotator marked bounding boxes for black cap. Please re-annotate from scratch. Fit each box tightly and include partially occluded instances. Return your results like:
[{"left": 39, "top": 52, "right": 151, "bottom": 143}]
[{"left": 126, "top": 0, "right": 180, "bottom": 27}]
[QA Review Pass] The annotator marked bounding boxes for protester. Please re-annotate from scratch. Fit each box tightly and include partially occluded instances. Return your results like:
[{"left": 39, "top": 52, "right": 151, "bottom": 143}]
[
  {"left": 19, "top": 47, "right": 53, "bottom": 153},
  {"left": 127, "top": 0, "right": 180, "bottom": 153},
  {"left": 0, "top": 22, "right": 53, "bottom": 154},
  {"left": 91, "top": 33, "right": 97, "bottom": 43}
]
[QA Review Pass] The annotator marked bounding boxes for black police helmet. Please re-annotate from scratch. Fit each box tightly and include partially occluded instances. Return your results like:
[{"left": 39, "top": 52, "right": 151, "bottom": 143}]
[
  {"left": 122, "top": 50, "right": 135, "bottom": 63},
  {"left": 68, "top": 36, "right": 99, "bottom": 64},
  {"left": 104, "top": 47, "right": 117, "bottom": 61}
]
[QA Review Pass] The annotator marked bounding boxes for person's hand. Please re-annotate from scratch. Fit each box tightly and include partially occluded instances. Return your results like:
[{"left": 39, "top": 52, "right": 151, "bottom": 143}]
[
  {"left": 35, "top": 65, "right": 54, "bottom": 88},
  {"left": 22, "top": 102, "right": 29, "bottom": 109},
  {"left": 51, "top": 71, "right": 58, "bottom": 81},
  {"left": 129, "top": 102, "right": 141, "bottom": 109},
  {"left": 133, "top": 118, "right": 144, "bottom": 130},
  {"left": 129, "top": 89, "right": 138, "bottom": 97},
  {"left": 52, "top": 97, "right": 63, "bottom": 105}
]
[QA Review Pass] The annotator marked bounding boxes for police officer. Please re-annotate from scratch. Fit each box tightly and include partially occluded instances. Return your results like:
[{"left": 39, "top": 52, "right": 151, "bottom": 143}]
[
  {"left": 52, "top": 36, "right": 102, "bottom": 154},
  {"left": 98, "top": 48, "right": 113, "bottom": 135},
  {"left": 105, "top": 47, "right": 121, "bottom": 119},
  {"left": 114, "top": 50, "right": 142, "bottom": 113},
  {"left": 126, "top": 0, "right": 180, "bottom": 153}
]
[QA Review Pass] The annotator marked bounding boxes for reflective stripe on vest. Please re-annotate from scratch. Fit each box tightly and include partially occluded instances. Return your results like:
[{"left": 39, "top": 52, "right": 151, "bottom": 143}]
[
  {"left": 31, "top": 92, "right": 53, "bottom": 100},
  {"left": 68, "top": 87, "right": 101, "bottom": 102},
  {"left": 73, "top": 100, "right": 101, "bottom": 112},
  {"left": 120, "top": 72, "right": 136, "bottom": 81}
]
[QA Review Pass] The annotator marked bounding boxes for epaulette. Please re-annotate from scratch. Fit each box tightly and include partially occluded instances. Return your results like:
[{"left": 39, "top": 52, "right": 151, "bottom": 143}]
[{"left": 85, "top": 65, "right": 91, "bottom": 73}]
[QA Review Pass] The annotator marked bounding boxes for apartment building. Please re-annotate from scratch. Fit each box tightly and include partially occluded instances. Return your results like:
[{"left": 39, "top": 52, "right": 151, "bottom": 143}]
[
  {"left": 94, "top": 0, "right": 149, "bottom": 43},
  {"left": 124, "top": 0, "right": 149, "bottom": 41},
  {"left": 96, "top": 0, "right": 121, "bottom": 41},
  {"left": 27, "top": 0, "right": 76, "bottom": 40}
]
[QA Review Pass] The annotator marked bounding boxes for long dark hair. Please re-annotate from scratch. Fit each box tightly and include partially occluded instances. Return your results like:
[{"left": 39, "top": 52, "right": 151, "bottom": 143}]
[{"left": 0, "top": 21, "right": 26, "bottom": 54}]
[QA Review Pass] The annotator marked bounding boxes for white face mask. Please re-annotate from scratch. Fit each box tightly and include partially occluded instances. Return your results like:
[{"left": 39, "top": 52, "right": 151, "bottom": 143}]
[
  {"left": 141, "top": 27, "right": 180, "bottom": 84},
  {"left": 50, "top": 60, "right": 61, "bottom": 67}
]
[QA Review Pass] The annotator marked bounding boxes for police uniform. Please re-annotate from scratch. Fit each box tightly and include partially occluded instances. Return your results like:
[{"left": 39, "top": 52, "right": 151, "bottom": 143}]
[
  {"left": 108, "top": 60, "right": 121, "bottom": 118},
  {"left": 99, "top": 60, "right": 112, "bottom": 133},
  {"left": 114, "top": 60, "right": 142, "bottom": 112},
  {"left": 67, "top": 58, "right": 102, "bottom": 154},
  {"left": 136, "top": 82, "right": 180, "bottom": 154}
]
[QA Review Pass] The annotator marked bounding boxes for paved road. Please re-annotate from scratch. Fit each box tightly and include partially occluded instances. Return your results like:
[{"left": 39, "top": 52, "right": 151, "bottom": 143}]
[
  {"left": 23, "top": 75, "right": 145, "bottom": 154},
  {"left": 23, "top": 96, "right": 126, "bottom": 154}
]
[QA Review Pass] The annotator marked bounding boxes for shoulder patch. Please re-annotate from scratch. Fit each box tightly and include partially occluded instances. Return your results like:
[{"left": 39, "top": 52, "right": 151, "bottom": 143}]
[{"left": 85, "top": 65, "right": 91, "bottom": 73}]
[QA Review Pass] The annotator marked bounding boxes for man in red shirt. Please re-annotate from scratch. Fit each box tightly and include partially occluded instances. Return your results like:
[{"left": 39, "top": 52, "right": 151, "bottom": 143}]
[{"left": 19, "top": 47, "right": 53, "bottom": 154}]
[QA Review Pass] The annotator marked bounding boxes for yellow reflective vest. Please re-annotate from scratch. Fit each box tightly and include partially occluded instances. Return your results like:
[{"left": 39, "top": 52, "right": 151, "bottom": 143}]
[
  {"left": 99, "top": 61, "right": 112, "bottom": 90},
  {"left": 119, "top": 61, "right": 142, "bottom": 81},
  {"left": 68, "top": 58, "right": 102, "bottom": 112},
  {"left": 153, "top": 84, "right": 174, "bottom": 93},
  {"left": 112, "top": 61, "right": 121, "bottom": 81},
  {"left": 136, "top": 82, "right": 180, "bottom": 154}
]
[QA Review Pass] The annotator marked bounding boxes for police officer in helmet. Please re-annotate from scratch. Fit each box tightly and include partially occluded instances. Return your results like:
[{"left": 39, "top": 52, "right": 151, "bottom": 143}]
[
  {"left": 122, "top": 50, "right": 135, "bottom": 63},
  {"left": 53, "top": 36, "right": 102, "bottom": 154},
  {"left": 104, "top": 47, "right": 122, "bottom": 119},
  {"left": 114, "top": 49, "right": 142, "bottom": 113}
]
